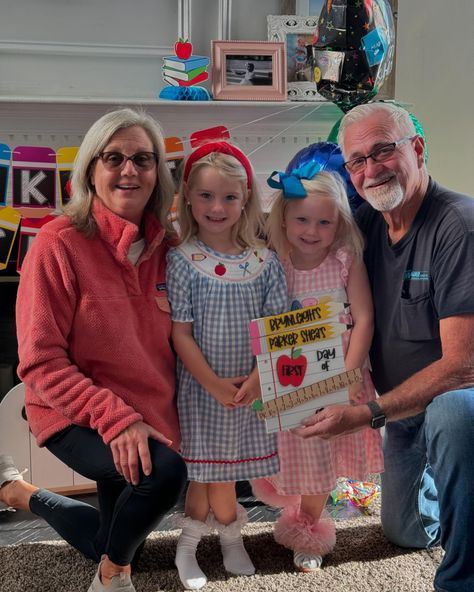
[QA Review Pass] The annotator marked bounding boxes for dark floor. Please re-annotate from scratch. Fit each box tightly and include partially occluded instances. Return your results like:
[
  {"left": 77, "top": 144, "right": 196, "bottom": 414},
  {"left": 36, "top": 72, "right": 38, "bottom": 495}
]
[{"left": 0, "top": 481, "right": 280, "bottom": 546}]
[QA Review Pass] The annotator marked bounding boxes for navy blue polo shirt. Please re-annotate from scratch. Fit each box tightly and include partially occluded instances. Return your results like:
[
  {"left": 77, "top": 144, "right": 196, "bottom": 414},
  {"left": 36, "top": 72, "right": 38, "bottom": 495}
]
[{"left": 356, "top": 178, "right": 474, "bottom": 394}]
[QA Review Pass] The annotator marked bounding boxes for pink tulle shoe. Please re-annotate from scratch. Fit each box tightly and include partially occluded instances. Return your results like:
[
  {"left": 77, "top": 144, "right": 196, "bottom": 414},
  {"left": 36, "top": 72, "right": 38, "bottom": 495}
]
[{"left": 274, "top": 504, "right": 336, "bottom": 569}]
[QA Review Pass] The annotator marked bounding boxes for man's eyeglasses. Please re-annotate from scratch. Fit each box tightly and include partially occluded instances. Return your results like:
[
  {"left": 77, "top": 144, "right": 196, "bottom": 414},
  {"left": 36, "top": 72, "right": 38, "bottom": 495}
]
[
  {"left": 343, "top": 136, "right": 415, "bottom": 174},
  {"left": 96, "top": 151, "right": 158, "bottom": 171}
]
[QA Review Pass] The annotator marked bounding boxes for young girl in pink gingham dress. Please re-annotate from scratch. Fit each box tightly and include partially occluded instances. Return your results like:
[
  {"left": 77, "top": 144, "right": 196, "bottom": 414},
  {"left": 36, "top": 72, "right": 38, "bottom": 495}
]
[{"left": 254, "top": 169, "right": 384, "bottom": 573}]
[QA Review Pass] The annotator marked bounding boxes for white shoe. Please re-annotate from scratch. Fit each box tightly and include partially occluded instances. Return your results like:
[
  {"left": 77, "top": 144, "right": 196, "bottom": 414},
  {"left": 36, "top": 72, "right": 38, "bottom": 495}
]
[
  {"left": 293, "top": 550, "right": 323, "bottom": 572},
  {"left": 0, "top": 454, "right": 27, "bottom": 511},
  {"left": 88, "top": 557, "right": 136, "bottom": 592},
  {"left": 0, "top": 454, "right": 26, "bottom": 488}
]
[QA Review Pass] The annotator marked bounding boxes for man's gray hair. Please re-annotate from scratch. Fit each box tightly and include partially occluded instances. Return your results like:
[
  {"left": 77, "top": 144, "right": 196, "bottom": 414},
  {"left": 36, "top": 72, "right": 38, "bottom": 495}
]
[{"left": 338, "top": 102, "right": 416, "bottom": 157}]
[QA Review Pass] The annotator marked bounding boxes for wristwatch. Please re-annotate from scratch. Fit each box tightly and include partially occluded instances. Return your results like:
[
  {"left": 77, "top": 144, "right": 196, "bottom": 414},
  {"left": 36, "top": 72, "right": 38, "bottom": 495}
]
[{"left": 367, "top": 400, "right": 386, "bottom": 429}]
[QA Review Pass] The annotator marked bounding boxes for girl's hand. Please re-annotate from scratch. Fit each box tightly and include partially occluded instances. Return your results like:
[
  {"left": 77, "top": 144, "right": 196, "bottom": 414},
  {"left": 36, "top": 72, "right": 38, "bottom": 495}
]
[
  {"left": 233, "top": 372, "right": 262, "bottom": 406},
  {"left": 208, "top": 376, "right": 248, "bottom": 408},
  {"left": 348, "top": 382, "right": 364, "bottom": 405},
  {"left": 110, "top": 421, "right": 173, "bottom": 485}
]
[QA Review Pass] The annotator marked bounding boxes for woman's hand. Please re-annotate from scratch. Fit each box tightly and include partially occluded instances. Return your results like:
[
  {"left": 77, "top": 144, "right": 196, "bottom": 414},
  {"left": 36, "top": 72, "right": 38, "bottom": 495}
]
[{"left": 110, "top": 421, "right": 172, "bottom": 485}]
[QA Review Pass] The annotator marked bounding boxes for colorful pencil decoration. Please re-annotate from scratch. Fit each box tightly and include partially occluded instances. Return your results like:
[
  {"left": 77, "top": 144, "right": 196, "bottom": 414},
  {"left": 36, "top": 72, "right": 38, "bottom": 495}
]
[
  {"left": 162, "top": 39, "right": 210, "bottom": 88},
  {"left": 0, "top": 144, "right": 11, "bottom": 206},
  {"left": 0, "top": 206, "right": 21, "bottom": 270},
  {"left": 249, "top": 299, "right": 356, "bottom": 433}
]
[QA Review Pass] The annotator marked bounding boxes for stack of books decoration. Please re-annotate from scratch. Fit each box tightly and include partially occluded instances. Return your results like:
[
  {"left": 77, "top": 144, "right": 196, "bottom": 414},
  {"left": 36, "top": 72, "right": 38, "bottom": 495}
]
[
  {"left": 249, "top": 298, "right": 362, "bottom": 433},
  {"left": 162, "top": 38, "right": 210, "bottom": 87}
]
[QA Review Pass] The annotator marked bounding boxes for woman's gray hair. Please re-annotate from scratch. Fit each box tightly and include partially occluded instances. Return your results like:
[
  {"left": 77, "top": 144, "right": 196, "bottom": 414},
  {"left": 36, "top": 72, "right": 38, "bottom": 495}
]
[
  {"left": 337, "top": 102, "right": 416, "bottom": 157},
  {"left": 65, "top": 108, "right": 175, "bottom": 235}
]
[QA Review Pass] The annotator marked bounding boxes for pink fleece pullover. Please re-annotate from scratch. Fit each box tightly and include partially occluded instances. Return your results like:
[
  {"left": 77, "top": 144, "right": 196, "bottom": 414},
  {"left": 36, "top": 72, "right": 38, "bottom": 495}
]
[{"left": 16, "top": 199, "right": 180, "bottom": 449}]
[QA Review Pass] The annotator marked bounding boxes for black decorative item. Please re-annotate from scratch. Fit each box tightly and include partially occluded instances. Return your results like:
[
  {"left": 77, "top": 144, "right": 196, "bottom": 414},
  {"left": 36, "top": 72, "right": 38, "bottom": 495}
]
[{"left": 312, "top": 0, "right": 395, "bottom": 112}]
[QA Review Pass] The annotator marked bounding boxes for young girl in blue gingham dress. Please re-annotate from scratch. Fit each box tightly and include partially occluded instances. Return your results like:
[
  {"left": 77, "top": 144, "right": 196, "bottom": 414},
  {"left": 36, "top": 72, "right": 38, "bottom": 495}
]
[{"left": 166, "top": 142, "right": 287, "bottom": 589}]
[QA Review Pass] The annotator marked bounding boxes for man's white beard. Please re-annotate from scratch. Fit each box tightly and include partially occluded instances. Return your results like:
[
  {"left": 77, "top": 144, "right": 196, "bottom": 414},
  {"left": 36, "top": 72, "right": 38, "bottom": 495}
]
[{"left": 364, "top": 178, "right": 404, "bottom": 212}]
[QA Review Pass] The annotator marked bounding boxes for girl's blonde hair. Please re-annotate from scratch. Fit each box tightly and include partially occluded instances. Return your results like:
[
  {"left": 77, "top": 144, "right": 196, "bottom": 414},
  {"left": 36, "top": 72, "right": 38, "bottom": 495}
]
[
  {"left": 266, "top": 170, "right": 364, "bottom": 260},
  {"left": 176, "top": 150, "right": 264, "bottom": 249},
  {"left": 65, "top": 108, "right": 175, "bottom": 236}
]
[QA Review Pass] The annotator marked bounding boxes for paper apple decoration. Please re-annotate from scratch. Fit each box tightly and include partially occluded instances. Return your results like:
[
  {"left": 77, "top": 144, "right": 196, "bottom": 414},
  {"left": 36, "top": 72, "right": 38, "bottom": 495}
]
[
  {"left": 175, "top": 38, "right": 193, "bottom": 60},
  {"left": 277, "top": 348, "right": 307, "bottom": 387}
]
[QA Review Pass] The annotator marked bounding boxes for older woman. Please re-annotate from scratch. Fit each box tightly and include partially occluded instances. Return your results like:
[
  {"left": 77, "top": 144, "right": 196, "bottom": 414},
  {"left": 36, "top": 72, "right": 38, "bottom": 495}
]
[{"left": 0, "top": 108, "right": 187, "bottom": 592}]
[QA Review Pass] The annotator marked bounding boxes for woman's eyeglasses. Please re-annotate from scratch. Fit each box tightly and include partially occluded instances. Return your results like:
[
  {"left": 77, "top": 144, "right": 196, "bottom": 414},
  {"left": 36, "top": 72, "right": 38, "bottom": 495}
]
[{"left": 96, "top": 151, "right": 158, "bottom": 171}]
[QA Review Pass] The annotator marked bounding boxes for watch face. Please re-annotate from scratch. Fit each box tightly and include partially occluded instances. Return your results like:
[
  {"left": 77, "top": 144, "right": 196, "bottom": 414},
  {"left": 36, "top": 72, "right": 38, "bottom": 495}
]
[
  {"left": 371, "top": 415, "right": 386, "bottom": 429},
  {"left": 368, "top": 400, "right": 386, "bottom": 429}
]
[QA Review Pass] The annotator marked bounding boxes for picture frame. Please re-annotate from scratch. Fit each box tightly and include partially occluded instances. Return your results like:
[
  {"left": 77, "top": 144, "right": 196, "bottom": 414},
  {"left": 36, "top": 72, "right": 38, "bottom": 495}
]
[
  {"left": 211, "top": 40, "right": 287, "bottom": 101},
  {"left": 294, "top": 0, "right": 325, "bottom": 16},
  {"left": 267, "top": 15, "right": 324, "bottom": 102}
]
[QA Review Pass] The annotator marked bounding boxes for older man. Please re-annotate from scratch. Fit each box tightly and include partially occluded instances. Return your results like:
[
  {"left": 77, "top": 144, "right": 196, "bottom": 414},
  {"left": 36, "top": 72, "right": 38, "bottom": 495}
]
[{"left": 296, "top": 102, "right": 474, "bottom": 592}]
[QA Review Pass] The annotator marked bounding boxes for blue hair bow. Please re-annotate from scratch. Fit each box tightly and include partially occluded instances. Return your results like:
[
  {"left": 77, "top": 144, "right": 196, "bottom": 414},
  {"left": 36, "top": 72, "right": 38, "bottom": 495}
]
[{"left": 267, "top": 160, "right": 325, "bottom": 199}]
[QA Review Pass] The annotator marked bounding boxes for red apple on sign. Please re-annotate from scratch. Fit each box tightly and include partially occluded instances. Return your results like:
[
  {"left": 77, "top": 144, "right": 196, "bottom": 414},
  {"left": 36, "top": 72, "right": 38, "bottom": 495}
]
[
  {"left": 175, "top": 38, "right": 193, "bottom": 60},
  {"left": 277, "top": 348, "right": 307, "bottom": 387}
]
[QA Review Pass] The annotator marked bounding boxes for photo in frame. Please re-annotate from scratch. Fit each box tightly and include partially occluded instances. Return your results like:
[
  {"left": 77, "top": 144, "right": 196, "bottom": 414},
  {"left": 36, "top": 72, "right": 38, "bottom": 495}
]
[
  {"left": 211, "top": 40, "right": 287, "bottom": 101},
  {"left": 267, "top": 15, "right": 325, "bottom": 102}
]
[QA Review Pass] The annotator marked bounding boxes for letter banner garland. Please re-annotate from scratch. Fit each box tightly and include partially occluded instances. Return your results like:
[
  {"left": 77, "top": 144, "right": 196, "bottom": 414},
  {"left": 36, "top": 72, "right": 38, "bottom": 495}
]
[
  {"left": 0, "top": 125, "right": 230, "bottom": 272},
  {"left": 249, "top": 299, "right": 362, "bottom": 433}
]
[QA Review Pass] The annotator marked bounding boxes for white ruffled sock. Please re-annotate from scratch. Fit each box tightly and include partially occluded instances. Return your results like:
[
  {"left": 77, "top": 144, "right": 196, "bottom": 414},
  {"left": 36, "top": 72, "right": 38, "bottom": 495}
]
[
  {"left": 210, "top": 504, "right": 255, "bottom": 576},
  {"left": 175, "top": 517, "right": 209, "bottom": 590},
  {"left": 219, "top": 531, "right": 255, "bottom": 575}
]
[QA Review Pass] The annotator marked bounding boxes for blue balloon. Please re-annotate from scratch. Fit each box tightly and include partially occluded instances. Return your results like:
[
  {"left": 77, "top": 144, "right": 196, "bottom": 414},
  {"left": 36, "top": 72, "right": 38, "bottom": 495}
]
[{"left": 285, "top": 142, "right": 364, "bottom": 211}]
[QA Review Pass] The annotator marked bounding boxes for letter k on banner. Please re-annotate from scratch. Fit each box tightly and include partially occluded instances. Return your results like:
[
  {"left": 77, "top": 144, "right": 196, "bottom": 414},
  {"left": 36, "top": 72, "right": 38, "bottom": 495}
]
[{"left": 12, "top": 145, "right": 56, "bottom": 216}]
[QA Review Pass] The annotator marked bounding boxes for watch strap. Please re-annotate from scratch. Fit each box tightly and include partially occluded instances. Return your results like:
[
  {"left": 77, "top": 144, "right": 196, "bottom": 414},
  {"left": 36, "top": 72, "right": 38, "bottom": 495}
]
[{"left": 367, "top": 399, "right": 386, "bottom": 429}]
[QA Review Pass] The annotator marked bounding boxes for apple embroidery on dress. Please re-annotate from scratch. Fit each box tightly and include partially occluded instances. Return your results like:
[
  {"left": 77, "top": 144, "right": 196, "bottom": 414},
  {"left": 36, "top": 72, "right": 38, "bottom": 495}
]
[
  {"left": 177, "top": 239, "right": 269, "bottom": 282},
  {"left": 214, "top": 262, "right": 226, "bottom": 276}
]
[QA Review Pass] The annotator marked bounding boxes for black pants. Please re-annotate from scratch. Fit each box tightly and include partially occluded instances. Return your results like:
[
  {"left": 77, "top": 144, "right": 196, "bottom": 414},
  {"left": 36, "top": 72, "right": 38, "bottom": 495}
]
[{"left": 29, "top": 425, "right": 187, "bottom": 565}]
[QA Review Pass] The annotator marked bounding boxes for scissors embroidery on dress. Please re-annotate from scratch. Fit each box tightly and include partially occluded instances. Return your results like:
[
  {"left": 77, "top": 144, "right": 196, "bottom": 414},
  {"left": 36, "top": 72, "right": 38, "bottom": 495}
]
[{"left": 239, "top": 262, "right": 250, "bottom": 276}]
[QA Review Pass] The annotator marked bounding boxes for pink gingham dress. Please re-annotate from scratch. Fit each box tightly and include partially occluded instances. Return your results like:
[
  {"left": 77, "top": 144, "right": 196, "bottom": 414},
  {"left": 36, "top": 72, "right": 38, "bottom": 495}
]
[{"left": 269, "top": 248, "right": 384, "bottom": 495}]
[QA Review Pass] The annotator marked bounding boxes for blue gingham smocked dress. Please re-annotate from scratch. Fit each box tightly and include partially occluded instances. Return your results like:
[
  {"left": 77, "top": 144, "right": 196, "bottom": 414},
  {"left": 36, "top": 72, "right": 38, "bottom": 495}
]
[{"left": 167, "top": 238, "right": 288, "bottom": 482}]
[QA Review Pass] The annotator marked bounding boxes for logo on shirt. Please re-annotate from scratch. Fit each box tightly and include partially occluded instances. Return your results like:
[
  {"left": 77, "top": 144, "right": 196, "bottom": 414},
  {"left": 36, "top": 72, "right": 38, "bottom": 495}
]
[
  {"left": 155, "top": 282, "right": 170, "bottom": 313},
  {"left": 403, "top": 270, "right": 429, "bottom": 281}
]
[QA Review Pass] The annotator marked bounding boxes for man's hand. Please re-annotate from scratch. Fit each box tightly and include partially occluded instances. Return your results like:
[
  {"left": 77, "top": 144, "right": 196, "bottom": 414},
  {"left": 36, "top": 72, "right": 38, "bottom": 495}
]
[
  {"left": 292, "top": 403, "right": 371, "bottom": 440},
  {"left": 110, "top": 421, "right": 173, "bottom": 485}
]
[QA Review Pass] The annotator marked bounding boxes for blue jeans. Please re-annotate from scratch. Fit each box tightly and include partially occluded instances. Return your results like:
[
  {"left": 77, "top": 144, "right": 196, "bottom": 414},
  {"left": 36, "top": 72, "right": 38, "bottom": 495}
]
[
  {"left": 380, "top": 389, "right": 474, "bottom": 592},
  {"left": 29, "top": 426, "right": 187, "bottom": 566}
]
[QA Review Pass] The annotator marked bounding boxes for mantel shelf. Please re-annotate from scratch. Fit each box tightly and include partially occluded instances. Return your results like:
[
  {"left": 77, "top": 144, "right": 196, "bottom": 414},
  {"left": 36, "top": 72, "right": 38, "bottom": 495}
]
[
  {"left": 0, "top": 95, "right": 340, "bottom": 110},
  {"left": 0, "top": 97, "right": 343, "bottom": 141}
]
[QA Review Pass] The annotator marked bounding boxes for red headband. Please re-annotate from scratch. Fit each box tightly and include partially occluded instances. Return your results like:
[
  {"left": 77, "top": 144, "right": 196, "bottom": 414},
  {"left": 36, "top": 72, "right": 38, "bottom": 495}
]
[{"left": 183, "top": 141, "right": 253, "bottom": 189}]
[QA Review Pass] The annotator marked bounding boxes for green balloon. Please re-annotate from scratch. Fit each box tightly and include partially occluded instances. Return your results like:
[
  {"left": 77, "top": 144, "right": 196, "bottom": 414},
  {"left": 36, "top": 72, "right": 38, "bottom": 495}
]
[
  {"left": 327, "top": 118, "right": 342, "bottom": 143},
  {"left": 408, "top": 112, "right": 428, "bottom": 163}
]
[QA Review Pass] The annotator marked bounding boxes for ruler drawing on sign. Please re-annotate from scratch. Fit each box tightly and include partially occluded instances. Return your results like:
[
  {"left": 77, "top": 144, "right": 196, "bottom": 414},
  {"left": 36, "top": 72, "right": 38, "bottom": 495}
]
[{"left": 253, "top": 368, "right": 362, "bottom": 420}]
